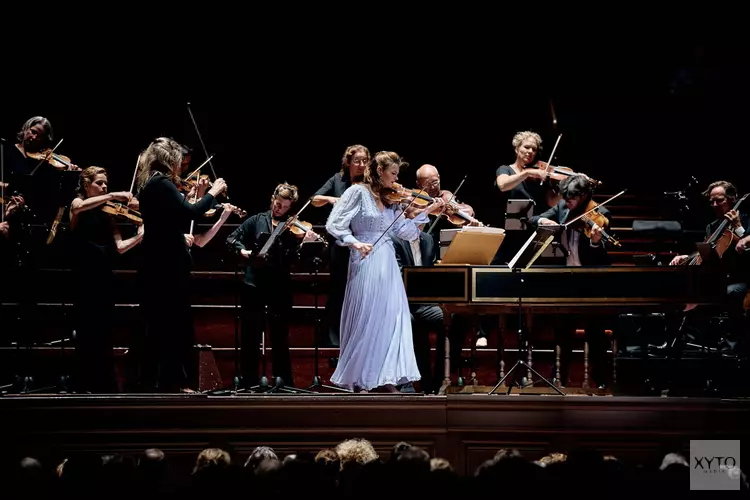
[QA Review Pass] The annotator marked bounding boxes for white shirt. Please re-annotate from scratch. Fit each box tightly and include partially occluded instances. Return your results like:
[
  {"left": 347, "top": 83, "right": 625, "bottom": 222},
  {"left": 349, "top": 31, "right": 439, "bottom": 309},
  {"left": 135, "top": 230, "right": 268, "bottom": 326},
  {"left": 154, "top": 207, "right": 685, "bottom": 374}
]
[
  {"left": 562, "top": 227, "right": 601, "bottom": 267},
  {"left": 410, "top": 239, "right": 422, "bottom": 266}
]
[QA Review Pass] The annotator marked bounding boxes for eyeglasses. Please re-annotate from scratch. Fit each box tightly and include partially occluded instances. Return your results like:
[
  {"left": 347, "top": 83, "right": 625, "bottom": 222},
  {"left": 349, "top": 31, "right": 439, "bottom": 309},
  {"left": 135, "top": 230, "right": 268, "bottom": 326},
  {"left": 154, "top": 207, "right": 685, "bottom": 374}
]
[
  {"left": 351, "top": 158, "right": 369, "bottom": 165},
  {"left": 710, "top": 197, "right": 727, "bottom": 205}
]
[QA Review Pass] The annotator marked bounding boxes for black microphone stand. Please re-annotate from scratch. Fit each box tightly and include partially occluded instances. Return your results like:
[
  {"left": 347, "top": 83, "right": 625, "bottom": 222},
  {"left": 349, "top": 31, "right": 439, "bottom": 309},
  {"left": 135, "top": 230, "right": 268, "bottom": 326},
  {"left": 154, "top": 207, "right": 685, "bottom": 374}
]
[{"left": 299, "top": 240, "right": 351, "bottom": 393}]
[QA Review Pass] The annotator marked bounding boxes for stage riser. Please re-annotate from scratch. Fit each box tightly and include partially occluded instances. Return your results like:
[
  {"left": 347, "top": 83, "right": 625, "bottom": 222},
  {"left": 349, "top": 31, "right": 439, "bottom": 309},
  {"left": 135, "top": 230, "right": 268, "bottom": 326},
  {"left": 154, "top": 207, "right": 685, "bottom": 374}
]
[{"left": 2, "top": 395, "right": 748, "bottom": 478}]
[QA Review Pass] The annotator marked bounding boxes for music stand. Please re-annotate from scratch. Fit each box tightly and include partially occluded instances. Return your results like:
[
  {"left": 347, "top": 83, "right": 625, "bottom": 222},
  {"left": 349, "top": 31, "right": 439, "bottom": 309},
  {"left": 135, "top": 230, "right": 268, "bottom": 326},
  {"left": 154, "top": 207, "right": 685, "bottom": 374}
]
[
  {"left": 297, "top": 240, "right": 351, "bottom": 393},
  {"left": 504, "top": 199, "right": 535, "bottom": 230},
  {"left": 488, "top": 226, "right": 566, "bottom": 395}
]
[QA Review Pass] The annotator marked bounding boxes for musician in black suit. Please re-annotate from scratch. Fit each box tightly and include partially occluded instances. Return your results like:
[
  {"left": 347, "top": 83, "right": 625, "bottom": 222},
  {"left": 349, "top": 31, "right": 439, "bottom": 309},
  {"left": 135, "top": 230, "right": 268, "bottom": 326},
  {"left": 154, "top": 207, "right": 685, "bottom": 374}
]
[
  {"left": 670, "top": 180, "right": 749, "bottom": 352},
  {"left": 227, "top": 183, "right": 320, "bottom": 389},
  {"left": 531, "top": 175, "right": 611, "bottom": 388}
]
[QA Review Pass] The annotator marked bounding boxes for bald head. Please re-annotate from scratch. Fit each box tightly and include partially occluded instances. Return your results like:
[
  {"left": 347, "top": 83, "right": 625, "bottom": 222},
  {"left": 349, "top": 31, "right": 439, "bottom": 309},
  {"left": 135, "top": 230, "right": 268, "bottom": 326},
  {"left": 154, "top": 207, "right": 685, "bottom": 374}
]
[{"left": 416, "top": 164, "right": 440, "bottom": 196}]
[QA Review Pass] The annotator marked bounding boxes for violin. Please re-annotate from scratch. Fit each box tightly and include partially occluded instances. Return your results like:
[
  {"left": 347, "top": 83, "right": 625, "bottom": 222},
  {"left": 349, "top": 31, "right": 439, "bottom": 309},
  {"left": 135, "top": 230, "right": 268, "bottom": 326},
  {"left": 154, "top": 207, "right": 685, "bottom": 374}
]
[
  {"left": 381, "top": 182, "right": 434, "bottom": 206},
  {"left": 437, "top": 190, "right": 483, "bottom": 227},
  {"left": 205, "top": 203, "right": 247, "bottom": 219},
  {"left": 272, "top": 217, "right": 327, "bottom": 244},
  {"left": 25, "top": 149, "right": 78, "bottom": 171},
  {"left": 101, "top": 200, "right": 143, "bottom": 225},
  {"left": 534, "top": 161, "right": 601, "bottom": 187},
  {"left": 567, "top": 199, "right": 621, "bottom": 247}
]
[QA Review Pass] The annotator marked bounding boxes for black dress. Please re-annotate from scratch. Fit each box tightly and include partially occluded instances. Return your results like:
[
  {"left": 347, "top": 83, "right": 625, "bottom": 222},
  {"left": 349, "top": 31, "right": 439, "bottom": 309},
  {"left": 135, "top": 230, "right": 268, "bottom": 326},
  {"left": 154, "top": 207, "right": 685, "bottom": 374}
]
[
  {"left": 493, "top": 165, "right": 555, "bottom": 265},
  {"left": 137, "top": 172, "right": 216, "bottom": 392},
  {"left": 70, "top": 208, "right": 118, "bottom": 393},
  {"left": 314, "top": 172, "right": 354, "bottom": 347}
]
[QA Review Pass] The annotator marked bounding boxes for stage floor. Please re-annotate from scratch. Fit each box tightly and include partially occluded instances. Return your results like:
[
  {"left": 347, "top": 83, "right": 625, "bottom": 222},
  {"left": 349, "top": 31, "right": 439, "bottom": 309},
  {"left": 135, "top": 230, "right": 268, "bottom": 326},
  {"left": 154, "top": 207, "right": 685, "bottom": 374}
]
[{"left": 2, "top": 392, "right": 749, "bottom": 475}]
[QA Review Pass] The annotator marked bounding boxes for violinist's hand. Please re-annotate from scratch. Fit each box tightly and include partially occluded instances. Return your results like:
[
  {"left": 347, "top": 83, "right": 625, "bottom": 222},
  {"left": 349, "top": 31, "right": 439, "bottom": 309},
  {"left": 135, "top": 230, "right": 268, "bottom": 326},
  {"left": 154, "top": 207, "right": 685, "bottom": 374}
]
[
  {"left": 68, "top": 163, "right": 82, "bottom": 172},
  {"left": 725, "top": 209, "right": 742, "bottom": 230},
  {"left": 196, "top": 178, "right": 210, "bottom": 199},
  {"left": 184, "top": 234, "right": 195, "bottom": 247},
  {"left": 208, "top": 178, "right": 227, "bottom": 197},
  {"left": 669, "top": 254, "right": 689, "bottom": 266},
  {"left": 240, "top": 249, "right": 252, "bottom": 258},
  {"left": 6, "top": 195, "right": 24, "bottom": 217},
  {"left": 111, "top": 191, "right": 132, "bottom": 203},
  {"left": 524, "top": 168, "right": 547, "bottom": 180},
  {"left": 0, "top": 221, "right": 9, "bottom": 238},
  {"left": 328, "top": 196, "right": 340, "bottom": 206},
  {"left": 137, "top": 224, "right": 145, "bottom": 236},
  {"left": 219, "top": 204, "right": 235, "bottom": 221},
  {"left": 590, "top": 223, "right": 603, "bottom": 244},
  {"left": 736, "top": 235, "right": 750, "bottom": 254},
  {"left": 427, "top": 198, "right": 447, "bottom": 215},
  {"left": 128, "top": 197, "right": 140, "bottom": 211},
  {"left": 352, "top": 242, "right": 373, "bottom": 258},
  {"left": 538, "top": 218, "right": 558, "bottom": 226},
  {"left": 303, "top": 230, "right": 319, "bottom": 243}
]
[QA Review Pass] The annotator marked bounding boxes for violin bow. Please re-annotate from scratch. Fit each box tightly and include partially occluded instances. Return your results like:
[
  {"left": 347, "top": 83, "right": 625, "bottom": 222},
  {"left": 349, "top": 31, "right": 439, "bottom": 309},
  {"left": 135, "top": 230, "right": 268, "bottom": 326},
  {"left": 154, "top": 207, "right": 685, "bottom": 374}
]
[
  {"left": 564, "top": 189, "right": 627, "bottom": 228},
  {"left": 368, "top": 186, "right": 429, "bottom": 255},
  {"left": 426, "top": 174, "right": 467, "bottom": 235},
  {"left": 30, "top": 138, "right": 64, "bottom": 176},
  {"left": 187, "top": 102, "right": 232, "bottom": 203},
  {"left": 539, "top": 133, "right": 562, "bottom": 185},
  {"left": 183, "top": 155, "right": 215, "bottom": 183},
  {"left": 257, "top": 197, "right": 314, "bottom": 258},
  {"left": 129, "top": 154, "right": 141, "bottom": 194}
]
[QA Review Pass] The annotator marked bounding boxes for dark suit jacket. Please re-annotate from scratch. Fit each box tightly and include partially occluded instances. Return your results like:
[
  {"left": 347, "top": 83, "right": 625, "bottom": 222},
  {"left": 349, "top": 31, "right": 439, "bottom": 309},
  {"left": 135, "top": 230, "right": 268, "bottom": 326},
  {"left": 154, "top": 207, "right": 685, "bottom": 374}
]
[
  {"left": 705, "top": 212, "right": 750, "bottom": 283},
  {"left": 227, "top": 210, "right": 299, "bottom": 287},
  {"left": 530, "top": 200, "right": 610, "bottom": 266},
  {"left": 393, "top": 231, "right": 438, "bottom": 271}
]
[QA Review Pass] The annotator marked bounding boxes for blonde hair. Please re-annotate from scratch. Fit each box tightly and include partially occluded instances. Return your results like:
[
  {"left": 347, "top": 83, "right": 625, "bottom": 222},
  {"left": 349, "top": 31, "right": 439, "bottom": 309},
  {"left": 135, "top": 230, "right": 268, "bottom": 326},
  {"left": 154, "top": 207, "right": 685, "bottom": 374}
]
[
  {"left": 273, "top": 182, "right": 299, "bottom": 202},
  {"left": 192, "top": 448, "right": 231, "bottom": 474},
  {"left": 335, "top": 438, "right": 378, "bottom": 469},
  {"left": 340, "top": 144, "right": 371, "bottom": 175},
  {"left": 512, "top": 131, "right": 542, "bottom": 150},
  {"left": 77, "top": 166, "right": 107, "bottom": 198},
  {"left": 136, "top": 137, "right": 184, "bottom": 190}
]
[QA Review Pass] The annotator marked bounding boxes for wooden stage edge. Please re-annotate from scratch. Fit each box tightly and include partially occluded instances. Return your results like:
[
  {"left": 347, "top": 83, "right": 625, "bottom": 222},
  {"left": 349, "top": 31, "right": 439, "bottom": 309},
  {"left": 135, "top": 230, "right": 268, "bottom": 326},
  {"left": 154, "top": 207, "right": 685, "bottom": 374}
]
[{"left": 2, "top": 393, "right": 749, "bottom": 475}]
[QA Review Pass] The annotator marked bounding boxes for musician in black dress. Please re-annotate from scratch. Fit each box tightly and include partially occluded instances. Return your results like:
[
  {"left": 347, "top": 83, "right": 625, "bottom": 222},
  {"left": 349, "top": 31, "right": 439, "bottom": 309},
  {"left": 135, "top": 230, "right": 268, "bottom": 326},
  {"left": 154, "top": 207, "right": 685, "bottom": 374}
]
[
  {"left": 227, "top": 183, "right": 320, "bottom": 388},
  {"left": 135, "top": 137, "right": 227, "bottom": 392},
  {"left": 69, "top": 167, "right": 144, "bottom": 392},
  {"left": 312, "top": 144, "right": 370, "bottom": 347},
  {"left": 494, "top": 131, "right": 556, "bottom": 265},
  {"left": 532, "top": 175, "right": 611, "bottom": 388}
]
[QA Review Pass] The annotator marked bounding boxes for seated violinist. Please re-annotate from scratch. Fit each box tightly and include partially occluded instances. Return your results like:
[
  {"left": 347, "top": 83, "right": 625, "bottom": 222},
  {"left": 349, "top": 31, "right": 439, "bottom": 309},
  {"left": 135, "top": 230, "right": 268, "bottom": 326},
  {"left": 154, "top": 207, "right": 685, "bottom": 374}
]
[
  {"left": 414, "top": 164, "right": 480, "bottom": 231},
  {"left": 670, "top": 180, "right": 749, "bottom": 351},
  {"left": 532, "top": 175, "right": 611, "bottom": 388},
  {"left": 227, "top": 183, "right": 320, "bottom": 389}
]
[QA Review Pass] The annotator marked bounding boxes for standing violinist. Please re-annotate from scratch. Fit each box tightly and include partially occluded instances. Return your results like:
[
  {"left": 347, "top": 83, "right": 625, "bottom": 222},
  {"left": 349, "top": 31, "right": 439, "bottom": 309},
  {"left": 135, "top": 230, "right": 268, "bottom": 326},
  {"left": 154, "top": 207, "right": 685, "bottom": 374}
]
[
  {"left": 227, "top": 182, "right": 320, "bottom": 389},
  {"left": 135, "top": 137, "right": 228, "bottom": 392},
  {"left": 669, "top": 180, "right": 749, "bottom": 352},
  {"left": 532, "top": 175, "right": 610, "bottom": 388},
  {"left": 312, "top": 145, "right": 370, "bottom": 348},
  {"left": 69, "top": 166, "right": 144, "bottom": 393}
]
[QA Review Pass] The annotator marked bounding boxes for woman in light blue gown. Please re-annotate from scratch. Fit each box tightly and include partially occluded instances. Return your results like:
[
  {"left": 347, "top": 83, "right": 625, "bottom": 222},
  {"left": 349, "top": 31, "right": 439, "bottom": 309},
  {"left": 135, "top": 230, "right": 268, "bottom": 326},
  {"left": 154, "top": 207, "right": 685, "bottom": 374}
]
[{"left": 325, "top": 151, "right": 444, "bottom": 392}]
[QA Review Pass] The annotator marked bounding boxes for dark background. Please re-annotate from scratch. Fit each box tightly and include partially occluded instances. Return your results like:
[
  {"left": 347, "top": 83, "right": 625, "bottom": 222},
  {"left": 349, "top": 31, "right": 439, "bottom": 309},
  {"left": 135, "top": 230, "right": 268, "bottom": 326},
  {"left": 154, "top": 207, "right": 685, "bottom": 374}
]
[{"left": 2, "top": 41, "right": 748, "bottom": 231}]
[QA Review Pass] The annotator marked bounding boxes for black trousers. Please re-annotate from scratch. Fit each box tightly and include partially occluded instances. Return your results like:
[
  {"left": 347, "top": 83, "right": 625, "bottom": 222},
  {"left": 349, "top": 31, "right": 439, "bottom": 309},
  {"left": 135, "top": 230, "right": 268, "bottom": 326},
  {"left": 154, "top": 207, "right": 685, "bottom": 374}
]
[
  {"left": 241, "top": 283, "right": 294, "bottom": 387},
  {"left": 139, "top": 266, "right": 195, "bottom": 392}
]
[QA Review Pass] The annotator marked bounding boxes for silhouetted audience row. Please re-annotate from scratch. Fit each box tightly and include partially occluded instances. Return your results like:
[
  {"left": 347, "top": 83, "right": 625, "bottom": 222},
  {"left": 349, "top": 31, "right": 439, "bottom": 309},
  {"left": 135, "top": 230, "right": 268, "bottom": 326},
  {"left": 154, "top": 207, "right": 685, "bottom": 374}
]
[{"left": 6, "top": 439, "right": 749, "bottom": 499}]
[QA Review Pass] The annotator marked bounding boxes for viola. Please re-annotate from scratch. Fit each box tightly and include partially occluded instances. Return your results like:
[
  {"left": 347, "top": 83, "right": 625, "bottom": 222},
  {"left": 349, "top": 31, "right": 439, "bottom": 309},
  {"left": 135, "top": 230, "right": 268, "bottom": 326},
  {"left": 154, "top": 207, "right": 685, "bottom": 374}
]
[
  {"left": 683, "top": 193, "right": 749, "bottom": 266},
  {"left": 437, "top": 190, "right": 483, "bottom": 227},
  {"left": 534, "top": 161, "right": 601, "bottom": 187},
  {"left": 381, "top": 182, "right": 434, "bottom": 206},
  {"left": 567, "top": 199, "right": 621, "bottom": 247}
]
